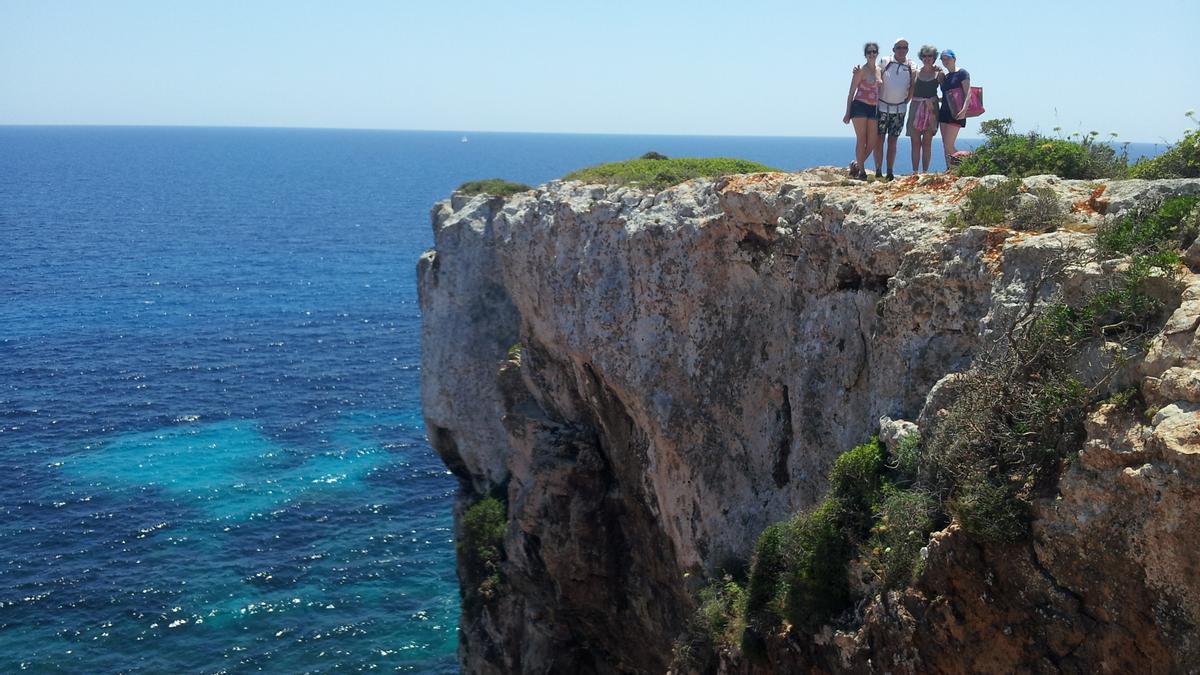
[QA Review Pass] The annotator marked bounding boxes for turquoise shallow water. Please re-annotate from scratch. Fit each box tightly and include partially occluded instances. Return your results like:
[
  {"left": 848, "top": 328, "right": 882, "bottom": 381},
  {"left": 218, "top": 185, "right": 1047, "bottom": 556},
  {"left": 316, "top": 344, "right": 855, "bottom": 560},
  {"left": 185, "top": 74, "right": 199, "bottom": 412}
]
[{"left": 0, "top": 126, "right": 1163, "bottom": 673}]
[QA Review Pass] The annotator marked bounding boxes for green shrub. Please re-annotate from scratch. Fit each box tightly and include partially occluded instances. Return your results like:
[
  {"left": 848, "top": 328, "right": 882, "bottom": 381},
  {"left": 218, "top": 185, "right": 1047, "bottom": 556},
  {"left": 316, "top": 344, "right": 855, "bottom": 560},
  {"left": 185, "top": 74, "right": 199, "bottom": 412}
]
[
  {"left": 955, "top": 118, "right": 1127, "bottom": 179},
  {"left": 459, "top": 496, "right": 507, "bottom": 602},
  {"left": 827, "top": 437, "right": 886, "bottom": 533},
  {"left": 1012, "top": 187, "right": 1067, "bottom": 232},
  {"left": 744, "top": 498, "right": 855, "bottom": 635},
  {"left": 863, "top": 486, "right": 936, "bottom": 588},
  {"left": 745, "top": 523, "right": 788, "bottom": 620},
  {"left": 890, "top": 433, "right": 922, "bottom": 482},
  {"left": 778, "top": 499, "right": 851, "bottom": 632},
  {"left": 945, "top": 178, "right": 1021, "bottom": 228},
  {"left": 1102, "top": 387, "right": 1141, "bottom": 411},
  {"left": 950, "top": 476, "right": 1028, "bottom": 544},
  {"left": 1097, "top": 195, "right": 1200, "bottom": 258},
  {"left": 1129, "top": 114, "right": 1200, "bottom": 179},
  {"left": 695, "top": 575, "right": 747, "bottom": 649},
  {"left": 563, "top": 157, "right": 779, "bottom": 191},
  {"left": 640, "top": 151, "right": 669, "bottom": 160},
  {"left": 457, "top": 178, "right": 532, "bottom": 197}
]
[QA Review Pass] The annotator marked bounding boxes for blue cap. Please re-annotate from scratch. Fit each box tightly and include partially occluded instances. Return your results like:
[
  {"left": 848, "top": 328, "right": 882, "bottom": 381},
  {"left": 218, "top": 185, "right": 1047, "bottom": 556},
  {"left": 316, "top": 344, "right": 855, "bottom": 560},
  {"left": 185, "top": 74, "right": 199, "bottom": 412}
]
[{"left": 942, "top": 49, "right": 956, "bottom": 59}]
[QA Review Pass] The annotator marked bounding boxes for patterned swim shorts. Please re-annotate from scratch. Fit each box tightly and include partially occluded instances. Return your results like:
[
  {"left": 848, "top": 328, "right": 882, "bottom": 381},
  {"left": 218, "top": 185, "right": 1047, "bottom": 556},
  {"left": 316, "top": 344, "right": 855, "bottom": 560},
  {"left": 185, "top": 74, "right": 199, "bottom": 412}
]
[{"left": 878, "top": 111, "right": 906, "bottom": 137}]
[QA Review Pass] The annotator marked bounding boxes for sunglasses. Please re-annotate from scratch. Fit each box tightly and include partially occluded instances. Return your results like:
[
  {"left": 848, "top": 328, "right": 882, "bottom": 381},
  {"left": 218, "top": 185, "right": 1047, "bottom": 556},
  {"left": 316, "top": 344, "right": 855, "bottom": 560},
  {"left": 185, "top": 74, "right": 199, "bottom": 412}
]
[
  {"left": 865, "top": 50, "right": 878, "bottom": 54},
  {"left": 894, "top": 46, "right": 909, "bottom": 50},
  {"left": 921, "top": 54, "right": 936, "bottom": 58}
]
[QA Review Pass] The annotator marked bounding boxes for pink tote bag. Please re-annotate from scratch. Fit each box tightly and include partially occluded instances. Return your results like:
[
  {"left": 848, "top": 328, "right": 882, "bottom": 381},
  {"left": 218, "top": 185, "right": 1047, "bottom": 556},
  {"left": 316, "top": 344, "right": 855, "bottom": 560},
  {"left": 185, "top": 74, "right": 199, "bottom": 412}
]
[{"left": 948, "top": 86, "right": 985, "bottom": 118}]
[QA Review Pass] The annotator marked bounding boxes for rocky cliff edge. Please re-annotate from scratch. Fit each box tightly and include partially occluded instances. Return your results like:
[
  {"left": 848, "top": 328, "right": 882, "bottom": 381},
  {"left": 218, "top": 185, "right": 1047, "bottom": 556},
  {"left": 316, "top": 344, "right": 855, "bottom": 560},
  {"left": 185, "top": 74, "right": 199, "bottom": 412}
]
[{"left": 418, "top": 169, "right": 1200, "bottom": 674}]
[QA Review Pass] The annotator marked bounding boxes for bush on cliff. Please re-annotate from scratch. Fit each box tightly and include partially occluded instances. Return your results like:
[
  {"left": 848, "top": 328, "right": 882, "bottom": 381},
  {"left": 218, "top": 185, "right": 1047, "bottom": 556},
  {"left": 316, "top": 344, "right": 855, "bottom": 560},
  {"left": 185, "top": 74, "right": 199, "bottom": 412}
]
[
  {"left": 459, "top": 495, "right": 507, "bottom": 605},
  {"left": 862, "top": 485, "right": 937, "bottom": 588},
  {"left": 1097, "top": 195, "right": 1200, "bottom": 259},
  {"left": 955, "top": 118, "right": 1127, "bottom": 179},
  {"left": 1129, "top": 112, "right": 1200, "bottom": 179},
  {"left": 563, "top": 157, "right": 779, "bottom": 191},
  {"left": 925, "top": 196, "right": 1189, "bottom": 543},
  {"left": 695, "top": 574, "right": 748, "bottom": 649},
  {"left": 741, "top": 439, "right": 888, "bottom": 635},
  {"left": 457, "top": 178, "right": 532, "bottom": 197},
  {"left": 945, "top": 177, "right": 1021, "bottom": 229}
]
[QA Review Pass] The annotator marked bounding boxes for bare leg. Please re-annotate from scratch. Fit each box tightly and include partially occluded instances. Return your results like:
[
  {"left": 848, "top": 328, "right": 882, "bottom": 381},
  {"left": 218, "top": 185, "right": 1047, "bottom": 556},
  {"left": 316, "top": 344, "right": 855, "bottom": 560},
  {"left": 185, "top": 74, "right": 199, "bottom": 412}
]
[
  {"left": 920, "top": 130, "right": 936, "bottom": 172},
  {"left": 910, "top": 133, "right": 920, "bottom": 173},
  {"left": 869, "top": 124, "right": 882, "bottom": 174},
  {"left": 852, "top": 117, "right": 870, "bottom": 170},
  {"left": 886, "top": 134, "right": 898, "bottom": 175},
  {"left": 941, "top": 122, "right": 961, "bottom": 170}
]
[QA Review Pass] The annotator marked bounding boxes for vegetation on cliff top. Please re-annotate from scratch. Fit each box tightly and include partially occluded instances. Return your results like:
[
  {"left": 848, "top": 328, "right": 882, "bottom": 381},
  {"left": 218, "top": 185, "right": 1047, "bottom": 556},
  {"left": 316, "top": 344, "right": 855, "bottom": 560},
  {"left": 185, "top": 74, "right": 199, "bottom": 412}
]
[
  {"left": 563, "top": 156, "right": 779, "bottom": 191},
  {"left": 944, "top": 176, "right": 1069, "bottom": 232},
  {"left": 955, "top": 118, "right": 1127, "bottom": 179},
  {"left": 1130, "top": 111, "right": 1200, "bottom": 179},
  {"left": 683, "top": 193, "right": 1196, "bottom": 665},
  {"left": 955, "top": 112, "right": 1200, "bottom": 180},
  {"left": 457, "top": 178, "right": 532, "bottom": 197}
]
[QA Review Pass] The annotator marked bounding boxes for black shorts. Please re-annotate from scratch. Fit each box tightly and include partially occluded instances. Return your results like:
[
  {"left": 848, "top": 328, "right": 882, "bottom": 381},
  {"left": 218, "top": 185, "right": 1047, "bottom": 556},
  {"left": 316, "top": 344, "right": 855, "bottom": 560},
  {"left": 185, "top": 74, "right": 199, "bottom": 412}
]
[
  {"left": 850, "top": 100, "right": 878, "bottom": 119},
  {"left": 938, "top": 103, "right": 967, "bottom": 128}
]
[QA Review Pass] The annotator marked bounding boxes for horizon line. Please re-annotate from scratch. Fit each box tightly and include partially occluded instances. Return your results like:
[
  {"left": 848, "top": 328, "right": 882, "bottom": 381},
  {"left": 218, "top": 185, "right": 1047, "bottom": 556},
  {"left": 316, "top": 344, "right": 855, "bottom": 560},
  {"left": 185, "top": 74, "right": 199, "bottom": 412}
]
[
  {"left": 1, "top": 123, "right": 1179, "bottom": 146},
  {"left": 2, "top": 122, "right": 995, "bottom": 142}
]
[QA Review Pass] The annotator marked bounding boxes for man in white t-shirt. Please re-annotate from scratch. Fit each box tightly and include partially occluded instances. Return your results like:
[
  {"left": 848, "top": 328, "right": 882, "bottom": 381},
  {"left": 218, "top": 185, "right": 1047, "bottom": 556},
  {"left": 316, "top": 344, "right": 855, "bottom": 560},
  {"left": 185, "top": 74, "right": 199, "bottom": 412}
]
[{"left": 877, "top": 38, "right": 917, "bottom": 180}]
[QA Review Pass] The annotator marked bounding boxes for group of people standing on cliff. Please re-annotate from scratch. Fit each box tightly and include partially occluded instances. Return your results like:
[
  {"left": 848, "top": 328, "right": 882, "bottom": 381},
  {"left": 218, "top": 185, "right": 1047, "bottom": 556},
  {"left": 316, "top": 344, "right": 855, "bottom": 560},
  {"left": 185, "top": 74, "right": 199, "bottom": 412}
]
[{"left": 844, "top": 38, "right": 971, "bottom": 180}]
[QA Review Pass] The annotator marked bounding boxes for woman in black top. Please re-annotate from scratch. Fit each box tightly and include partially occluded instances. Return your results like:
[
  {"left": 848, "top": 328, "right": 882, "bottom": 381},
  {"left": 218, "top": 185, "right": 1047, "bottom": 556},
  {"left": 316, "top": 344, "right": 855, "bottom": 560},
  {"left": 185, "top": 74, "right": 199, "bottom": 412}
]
[
  {"left": 906, "top": 45, "right": 942, "bottom": 174},
  {"left": 938, "top": 49, "right": 971, "bottom": 169}
]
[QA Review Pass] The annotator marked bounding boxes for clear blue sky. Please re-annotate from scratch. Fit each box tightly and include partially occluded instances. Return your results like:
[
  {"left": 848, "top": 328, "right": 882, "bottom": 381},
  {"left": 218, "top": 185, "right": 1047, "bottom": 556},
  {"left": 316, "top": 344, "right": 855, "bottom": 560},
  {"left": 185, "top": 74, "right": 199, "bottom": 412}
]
[{"left": 2, "top": 0, "right": 1196, "bottom": 141}]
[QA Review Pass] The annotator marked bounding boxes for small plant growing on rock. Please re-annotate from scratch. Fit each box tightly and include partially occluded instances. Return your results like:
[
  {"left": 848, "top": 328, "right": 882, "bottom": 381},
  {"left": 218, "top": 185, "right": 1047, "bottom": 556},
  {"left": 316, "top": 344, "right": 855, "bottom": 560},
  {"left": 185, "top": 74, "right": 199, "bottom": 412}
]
[
  {"left": 890, "top": 432, "right": 922, "bottom": 482},
  {"left": 1012, "top": 187, "right": 1067, "bottom": 232},
  {"left": 945, "top": 178, "right": 1021, "bottom": 229},
  {"left": 863, "top": 485, "right": 936, "bottom": 588},
  {"left": 949, "top": 475, "right": 1030, "bottom": 543},
  {"left": 563, "top": 157, "right": 779, "bottom": 191},
  {"left": 506, "top": 342, "right": 524, "bottom": 365},
  {"left": 695, "top": 574, "right": 748, "bottom": 649},
  {"left": 1097, "top": 195, "right": 1199, "bottom": 260},
  {"left": 459, "top": 495, "right": 507, "bottom": 606}
]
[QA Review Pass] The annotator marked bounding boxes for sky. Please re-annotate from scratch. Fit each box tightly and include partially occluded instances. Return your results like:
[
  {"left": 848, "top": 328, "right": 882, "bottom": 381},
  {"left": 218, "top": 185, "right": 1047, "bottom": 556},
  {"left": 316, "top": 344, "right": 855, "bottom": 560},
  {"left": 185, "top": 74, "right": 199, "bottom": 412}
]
[{"left": 1, "top": 0, "right": 1197, "bottom": 142}]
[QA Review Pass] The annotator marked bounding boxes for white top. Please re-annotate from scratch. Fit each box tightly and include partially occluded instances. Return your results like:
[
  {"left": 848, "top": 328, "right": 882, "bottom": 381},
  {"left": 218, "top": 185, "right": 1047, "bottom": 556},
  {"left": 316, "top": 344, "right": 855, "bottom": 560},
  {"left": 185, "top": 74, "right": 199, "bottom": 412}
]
[{"left": 878, "top": 58, "right": 916, "bottom": 112}]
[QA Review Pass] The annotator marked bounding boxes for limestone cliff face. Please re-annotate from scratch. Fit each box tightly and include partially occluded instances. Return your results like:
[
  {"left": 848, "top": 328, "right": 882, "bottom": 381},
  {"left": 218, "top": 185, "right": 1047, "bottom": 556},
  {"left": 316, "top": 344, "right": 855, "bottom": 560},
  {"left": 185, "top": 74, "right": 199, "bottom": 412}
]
[{"left": 418, "top": 170, "right": 1200, "bottom": 674}]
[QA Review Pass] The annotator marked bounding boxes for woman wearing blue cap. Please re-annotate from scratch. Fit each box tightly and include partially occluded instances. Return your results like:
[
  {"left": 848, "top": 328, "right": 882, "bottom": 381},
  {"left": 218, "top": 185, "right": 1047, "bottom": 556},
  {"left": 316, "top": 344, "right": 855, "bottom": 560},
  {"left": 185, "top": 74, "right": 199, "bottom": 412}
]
[{"left": 938, "top": 49, "right": 970, "bottom": 169}]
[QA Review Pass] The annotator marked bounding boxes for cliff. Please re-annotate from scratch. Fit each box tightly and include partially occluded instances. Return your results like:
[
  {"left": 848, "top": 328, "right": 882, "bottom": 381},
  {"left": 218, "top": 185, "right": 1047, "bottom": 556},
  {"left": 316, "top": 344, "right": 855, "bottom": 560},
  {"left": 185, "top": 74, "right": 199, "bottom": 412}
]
[{"left": 418, "top": 168, "right": 1200, "bottom": 674}]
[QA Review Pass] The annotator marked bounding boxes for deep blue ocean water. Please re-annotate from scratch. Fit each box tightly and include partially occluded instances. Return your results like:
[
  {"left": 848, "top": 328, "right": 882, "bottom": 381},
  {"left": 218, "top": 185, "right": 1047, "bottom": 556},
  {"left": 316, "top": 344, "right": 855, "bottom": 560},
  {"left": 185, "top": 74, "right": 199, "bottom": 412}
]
[{"left": 0, "top": 126, "right": 1163, "bottom": 673}]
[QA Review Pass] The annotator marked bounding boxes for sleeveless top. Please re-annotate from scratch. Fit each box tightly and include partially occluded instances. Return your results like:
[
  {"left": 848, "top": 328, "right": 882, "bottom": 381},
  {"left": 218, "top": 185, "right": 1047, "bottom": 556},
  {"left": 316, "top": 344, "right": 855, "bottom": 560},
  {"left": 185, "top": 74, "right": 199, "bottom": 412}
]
[
  {"left": 913, "top": 72, "right": 939, "bottom": 99},
  {"left": 854, "top": 71, "right": 879, "bottom": 105}
]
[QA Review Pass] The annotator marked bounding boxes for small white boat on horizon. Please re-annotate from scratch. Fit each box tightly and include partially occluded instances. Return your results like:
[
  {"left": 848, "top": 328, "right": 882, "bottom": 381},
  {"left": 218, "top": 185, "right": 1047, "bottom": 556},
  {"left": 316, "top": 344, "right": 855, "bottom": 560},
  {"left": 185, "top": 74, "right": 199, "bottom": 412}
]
[{"left": 461, "top": 136, "right": 469, "bottom": 143}]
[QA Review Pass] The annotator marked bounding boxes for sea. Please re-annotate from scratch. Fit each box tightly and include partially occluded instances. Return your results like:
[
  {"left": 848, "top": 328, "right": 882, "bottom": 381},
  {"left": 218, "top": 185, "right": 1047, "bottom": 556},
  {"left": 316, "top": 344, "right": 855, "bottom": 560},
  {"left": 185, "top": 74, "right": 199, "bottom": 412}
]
[{"left": 0, "top": 126, "right": 1165, "bottom": 673}]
